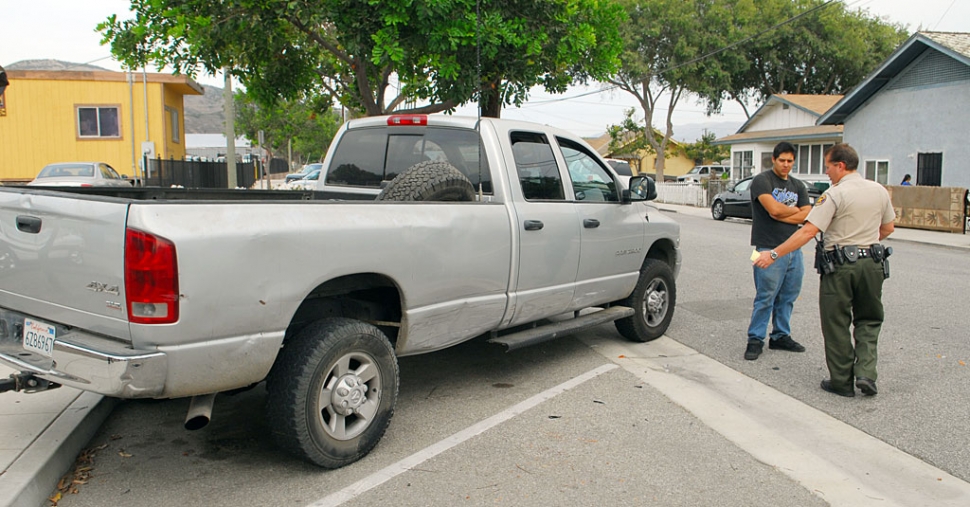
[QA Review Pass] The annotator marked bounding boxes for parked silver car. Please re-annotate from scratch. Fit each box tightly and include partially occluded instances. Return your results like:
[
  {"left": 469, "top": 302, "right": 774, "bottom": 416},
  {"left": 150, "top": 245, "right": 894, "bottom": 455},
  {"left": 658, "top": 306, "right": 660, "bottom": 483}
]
[
  {"left": 677, "top": 165, "right": 729, "bottom": 183},
  {"left": 28, "top": 162, "right": 133, "bottom": 187}
]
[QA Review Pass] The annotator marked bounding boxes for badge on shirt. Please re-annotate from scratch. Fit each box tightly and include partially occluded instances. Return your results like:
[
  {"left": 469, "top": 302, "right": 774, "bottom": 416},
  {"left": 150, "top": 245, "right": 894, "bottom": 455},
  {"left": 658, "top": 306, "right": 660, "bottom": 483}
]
[{"left": 815, "top": 194, "right": 827, "bottom": 207}]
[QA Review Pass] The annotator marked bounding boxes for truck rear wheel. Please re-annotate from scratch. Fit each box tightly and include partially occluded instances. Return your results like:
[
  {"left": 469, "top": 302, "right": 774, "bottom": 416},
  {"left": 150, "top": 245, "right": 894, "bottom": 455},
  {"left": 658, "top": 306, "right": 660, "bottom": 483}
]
[
  {"left": 377, "top": 160, "right": 476, "bottom": 201},
  {"left": 615, "top": 259, "right": 676, "bottom": 342},
  {"left": 267, "top": 318, "right": 399, "bottom": 468}
]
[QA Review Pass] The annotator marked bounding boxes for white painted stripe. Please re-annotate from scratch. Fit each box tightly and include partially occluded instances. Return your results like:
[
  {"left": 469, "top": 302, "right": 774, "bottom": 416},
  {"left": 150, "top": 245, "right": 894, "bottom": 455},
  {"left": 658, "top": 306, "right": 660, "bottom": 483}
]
[
  {"left": 580, "top": 335, "right": 970, "bottom": 507},
  {"left": 307, "top": 363, "right": 619, "bottom": 507}
]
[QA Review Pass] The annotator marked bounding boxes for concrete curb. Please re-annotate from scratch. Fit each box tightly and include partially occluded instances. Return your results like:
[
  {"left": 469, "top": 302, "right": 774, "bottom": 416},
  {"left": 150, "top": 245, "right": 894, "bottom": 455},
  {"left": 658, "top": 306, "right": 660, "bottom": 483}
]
[{"left": 0, "top": 393, "right": 117, "bottom": 507}]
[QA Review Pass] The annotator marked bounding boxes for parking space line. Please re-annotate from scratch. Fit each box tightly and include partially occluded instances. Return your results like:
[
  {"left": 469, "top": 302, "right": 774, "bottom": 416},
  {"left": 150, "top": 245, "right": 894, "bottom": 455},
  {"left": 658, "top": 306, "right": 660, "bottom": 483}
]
[{"left": 307, "top": 363, "right": 619, "bottom": 507}]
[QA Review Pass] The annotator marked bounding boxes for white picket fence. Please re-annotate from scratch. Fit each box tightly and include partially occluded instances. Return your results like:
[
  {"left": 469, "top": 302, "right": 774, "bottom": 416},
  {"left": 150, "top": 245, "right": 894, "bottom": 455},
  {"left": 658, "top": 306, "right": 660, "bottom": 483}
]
[{"left": 655, "top": 182, "right": 709, "bottom": 207}]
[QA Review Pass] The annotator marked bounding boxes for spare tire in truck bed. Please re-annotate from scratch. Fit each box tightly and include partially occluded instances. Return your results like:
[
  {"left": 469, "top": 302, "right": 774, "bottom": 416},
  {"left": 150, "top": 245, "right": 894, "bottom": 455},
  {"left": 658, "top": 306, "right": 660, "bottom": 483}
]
[{"left": 377, "top": 160, "right": 476, "bottom": 201}]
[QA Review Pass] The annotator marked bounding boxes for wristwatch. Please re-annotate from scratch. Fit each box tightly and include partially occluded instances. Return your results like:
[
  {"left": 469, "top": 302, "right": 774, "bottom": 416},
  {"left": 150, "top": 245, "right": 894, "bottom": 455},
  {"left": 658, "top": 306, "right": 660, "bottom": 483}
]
[{"left": 769, "top": 250, "right": 779, "bottom": 260}]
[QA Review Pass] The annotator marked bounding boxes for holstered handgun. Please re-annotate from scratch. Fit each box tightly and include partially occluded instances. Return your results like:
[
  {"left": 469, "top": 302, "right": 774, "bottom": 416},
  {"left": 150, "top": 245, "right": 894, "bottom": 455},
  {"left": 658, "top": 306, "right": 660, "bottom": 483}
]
[
  {"left": 814, "top": 236, "right": 836, "bottom": 275},
  {"left": 831, "top": 244, "right": 846, "bottom": 265},
  {"left": 871, "top": 244, "right": 893, "bottom": 279}
]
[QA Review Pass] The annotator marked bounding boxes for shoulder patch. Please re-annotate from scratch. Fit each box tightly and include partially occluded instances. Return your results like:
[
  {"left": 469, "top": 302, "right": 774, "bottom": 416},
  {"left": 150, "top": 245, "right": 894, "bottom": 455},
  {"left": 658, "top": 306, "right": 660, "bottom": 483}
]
[{"left": 815, "top": 194, "right": 827, "bottom": 207}]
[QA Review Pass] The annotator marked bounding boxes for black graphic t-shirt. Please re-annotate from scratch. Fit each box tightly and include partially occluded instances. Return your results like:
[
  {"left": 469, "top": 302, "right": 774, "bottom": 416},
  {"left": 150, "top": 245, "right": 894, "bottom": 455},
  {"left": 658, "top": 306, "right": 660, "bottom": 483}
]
[{"left": 749, "top": 170, "right": 810, "bottom": 248}]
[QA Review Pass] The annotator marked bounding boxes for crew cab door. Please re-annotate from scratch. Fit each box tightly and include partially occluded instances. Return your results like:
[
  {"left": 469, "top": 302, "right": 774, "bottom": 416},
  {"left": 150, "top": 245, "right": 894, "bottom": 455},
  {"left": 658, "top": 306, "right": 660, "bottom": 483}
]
[
  {"left": 553, "top": 137, "right": 645, "bottom": 307},
  {"left": 504, "top": 130, "right": 581, "bottom": 327}
]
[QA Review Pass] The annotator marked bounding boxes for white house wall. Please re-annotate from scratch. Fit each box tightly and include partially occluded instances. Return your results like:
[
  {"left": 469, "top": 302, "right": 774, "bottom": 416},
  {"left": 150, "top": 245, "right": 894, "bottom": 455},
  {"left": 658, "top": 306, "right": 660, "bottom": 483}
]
[
  {"left": 746, "top": 103, "right": 820, "bottom": 132},
  {"left": 843, "top": 80, "right": 970, "bottom": 188}
]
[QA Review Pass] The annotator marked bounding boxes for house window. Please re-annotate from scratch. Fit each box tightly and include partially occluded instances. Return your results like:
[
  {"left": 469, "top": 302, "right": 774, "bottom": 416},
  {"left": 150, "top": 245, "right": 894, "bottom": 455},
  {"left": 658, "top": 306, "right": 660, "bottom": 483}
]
[
  {"left": 77, "top": 106, "right": 120, "bottom": 138},
  {"left": 733, "top": 150, "right": 753, "bottom": 178},
  {"left": 917, "top": 152, "right": 943, "bottom": 186},
  {"left": 864, "top": 160, "right": 889, "bottom": 185},
  {"left": 794, "top": 143, "right": 833, "bottom": 175},
  {"left": 166, "top": 106, "right": 180, "bottom": 143}
]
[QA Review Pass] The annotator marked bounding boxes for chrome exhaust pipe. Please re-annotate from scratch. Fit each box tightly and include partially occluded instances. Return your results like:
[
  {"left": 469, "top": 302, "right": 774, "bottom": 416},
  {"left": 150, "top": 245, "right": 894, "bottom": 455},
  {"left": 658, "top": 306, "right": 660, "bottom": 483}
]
[{"left": 184, "top": 393, "right": 217, "bottom": 430}]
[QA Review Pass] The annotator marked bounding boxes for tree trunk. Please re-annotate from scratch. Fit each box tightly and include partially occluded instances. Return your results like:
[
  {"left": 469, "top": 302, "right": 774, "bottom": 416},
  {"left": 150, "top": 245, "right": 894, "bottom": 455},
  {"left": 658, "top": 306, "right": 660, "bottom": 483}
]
[{"left": 480, "top": 79, "right": 502, "bottom": 118}]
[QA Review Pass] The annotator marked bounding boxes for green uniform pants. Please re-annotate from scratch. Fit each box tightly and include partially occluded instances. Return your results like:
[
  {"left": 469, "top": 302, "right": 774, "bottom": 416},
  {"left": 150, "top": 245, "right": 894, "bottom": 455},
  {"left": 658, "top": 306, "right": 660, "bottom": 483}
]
[{"left": 819, "top": 258, "right": 885, "bottom": 391}]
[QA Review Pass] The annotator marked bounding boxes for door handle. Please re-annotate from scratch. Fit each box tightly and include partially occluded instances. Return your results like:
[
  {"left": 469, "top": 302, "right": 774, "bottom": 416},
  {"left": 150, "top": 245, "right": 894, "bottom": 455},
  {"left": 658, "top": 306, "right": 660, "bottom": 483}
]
[
  {"left": 523, "top": 220, "right": 544, "bottom": 231},
  {"left": 16, "top": 215, "right": 42, "bottom": 234},
  {"left": 583, "top": 219, "right": 600, "bottom": 228}
]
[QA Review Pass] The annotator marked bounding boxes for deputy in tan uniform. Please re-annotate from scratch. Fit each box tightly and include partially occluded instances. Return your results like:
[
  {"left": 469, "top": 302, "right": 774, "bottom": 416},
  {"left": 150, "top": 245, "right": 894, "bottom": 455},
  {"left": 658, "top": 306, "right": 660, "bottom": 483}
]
[{"left": 754, "top": 144, "right": 895, "bottom": 397}]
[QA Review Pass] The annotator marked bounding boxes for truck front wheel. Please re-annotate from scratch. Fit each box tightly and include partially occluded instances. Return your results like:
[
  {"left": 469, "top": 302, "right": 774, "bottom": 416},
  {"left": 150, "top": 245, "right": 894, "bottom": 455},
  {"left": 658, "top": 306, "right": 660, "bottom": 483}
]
[
  {"left": 267, "top": 318, "right": 399, "bottom": 468},
  {"left": 615, "top": 259, "right": 676, "bottom": 342}
]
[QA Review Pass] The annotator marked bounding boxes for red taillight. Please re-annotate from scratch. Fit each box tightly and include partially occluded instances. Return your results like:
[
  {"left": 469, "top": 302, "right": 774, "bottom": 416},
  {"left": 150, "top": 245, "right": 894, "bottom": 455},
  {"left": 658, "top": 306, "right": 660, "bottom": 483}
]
[
  {"left": 387, "top": 114, "right": 428, "bottom": 126},
  {"left": 125, "top": 228, "right": 179, "bottom": 324}
]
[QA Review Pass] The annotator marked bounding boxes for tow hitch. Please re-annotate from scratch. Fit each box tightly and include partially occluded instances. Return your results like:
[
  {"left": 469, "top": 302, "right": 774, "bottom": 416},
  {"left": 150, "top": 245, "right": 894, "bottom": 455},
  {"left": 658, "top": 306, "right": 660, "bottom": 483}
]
[{"left": 0, "top": 371, "right": 61, "bottom": 393}]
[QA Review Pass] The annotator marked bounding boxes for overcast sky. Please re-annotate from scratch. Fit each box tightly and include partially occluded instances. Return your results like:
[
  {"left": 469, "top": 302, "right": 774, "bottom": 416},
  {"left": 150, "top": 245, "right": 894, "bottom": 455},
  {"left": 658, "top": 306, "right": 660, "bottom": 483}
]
[{"left": 2, "top": 0, "right": 967, "bottom": 139}]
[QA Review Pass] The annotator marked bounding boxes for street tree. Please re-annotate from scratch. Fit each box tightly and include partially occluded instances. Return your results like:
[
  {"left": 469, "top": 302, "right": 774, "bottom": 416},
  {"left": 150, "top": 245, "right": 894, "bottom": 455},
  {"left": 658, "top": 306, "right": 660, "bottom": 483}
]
[
  {"left": 98, "top": 0, "right": 623, "bottom": 117},
  {"left": 235, "top": 91, "right": 341, "bottom": 164},
  {"left": 719, "top": 0, "right": 909, "bottom": 116},
  {"left": 608, "top": 0, "right": 746, "bottom": 181},
  {"left": 679, "top": 130, "right": 729, "bottom": 165}
]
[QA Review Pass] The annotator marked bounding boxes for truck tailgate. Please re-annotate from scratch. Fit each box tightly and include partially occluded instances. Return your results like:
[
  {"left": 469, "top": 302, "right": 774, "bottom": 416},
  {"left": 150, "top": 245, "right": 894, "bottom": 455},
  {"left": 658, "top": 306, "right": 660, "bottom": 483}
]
[{"left": 0, "top": 190, "right": 131, "bottom": 340}]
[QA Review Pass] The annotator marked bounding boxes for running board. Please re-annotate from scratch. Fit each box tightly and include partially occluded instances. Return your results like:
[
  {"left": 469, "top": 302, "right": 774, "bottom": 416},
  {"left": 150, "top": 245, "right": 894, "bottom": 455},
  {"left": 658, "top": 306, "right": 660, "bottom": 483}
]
[{"left": 488, "top": 306, "right": 634, "bottom": 351}]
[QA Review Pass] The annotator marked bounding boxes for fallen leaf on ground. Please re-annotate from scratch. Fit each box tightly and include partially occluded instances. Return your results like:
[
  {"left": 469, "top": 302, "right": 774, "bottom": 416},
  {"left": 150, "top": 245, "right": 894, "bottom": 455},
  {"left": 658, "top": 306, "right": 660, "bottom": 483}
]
[{"left": 118, "top": 450, "right": 132, "bottom": 458}]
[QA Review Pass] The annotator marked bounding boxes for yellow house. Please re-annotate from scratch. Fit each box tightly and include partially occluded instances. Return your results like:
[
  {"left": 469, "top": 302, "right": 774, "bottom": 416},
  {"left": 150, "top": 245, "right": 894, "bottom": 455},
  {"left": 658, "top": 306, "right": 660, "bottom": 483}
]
[
  {"left": 0, "top": 70, "right": 203, "bottom": 184},
  {"left": 586, "top": 132, "right": 695, "bottom": 181}
]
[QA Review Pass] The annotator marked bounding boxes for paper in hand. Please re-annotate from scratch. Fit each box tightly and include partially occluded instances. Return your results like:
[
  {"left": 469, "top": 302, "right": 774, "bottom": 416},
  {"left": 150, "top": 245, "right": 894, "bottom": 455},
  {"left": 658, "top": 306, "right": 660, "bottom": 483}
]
[{"left": 750, "top": 250, "right": 760, "bottom": 262}]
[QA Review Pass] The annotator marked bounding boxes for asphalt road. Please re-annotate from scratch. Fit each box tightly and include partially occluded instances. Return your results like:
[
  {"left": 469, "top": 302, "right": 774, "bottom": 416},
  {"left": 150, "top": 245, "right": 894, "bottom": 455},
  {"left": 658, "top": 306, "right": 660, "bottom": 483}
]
[
  {"left": 50, "top": 208, "right": 970, "bottom": 506},
  {"left": 666, "top": 209, "right": 970, "bottom": 482}
]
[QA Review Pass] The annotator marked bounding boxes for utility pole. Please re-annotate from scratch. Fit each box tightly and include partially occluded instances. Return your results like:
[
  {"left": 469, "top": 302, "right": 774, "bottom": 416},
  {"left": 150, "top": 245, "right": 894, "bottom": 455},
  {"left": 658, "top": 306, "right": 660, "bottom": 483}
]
[{"left": 224, "top": 70, "right": 237, "bottom": 188}]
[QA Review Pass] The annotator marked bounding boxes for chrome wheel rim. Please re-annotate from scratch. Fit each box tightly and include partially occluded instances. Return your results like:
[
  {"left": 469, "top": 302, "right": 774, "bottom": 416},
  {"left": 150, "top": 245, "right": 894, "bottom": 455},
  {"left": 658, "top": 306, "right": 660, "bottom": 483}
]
[
  {"left": 641, "top": 277, "right": 669, "bottom": 327},
  {"left": 317, "top": 351, "right": 382, "bottom": 440}
]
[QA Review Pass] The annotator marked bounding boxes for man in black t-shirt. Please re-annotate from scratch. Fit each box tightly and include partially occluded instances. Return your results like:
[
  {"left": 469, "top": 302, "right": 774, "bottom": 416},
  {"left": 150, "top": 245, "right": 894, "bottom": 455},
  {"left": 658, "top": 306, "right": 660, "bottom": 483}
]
[{"left": 744, "top": 142, "right": 812, "bottom": 360}]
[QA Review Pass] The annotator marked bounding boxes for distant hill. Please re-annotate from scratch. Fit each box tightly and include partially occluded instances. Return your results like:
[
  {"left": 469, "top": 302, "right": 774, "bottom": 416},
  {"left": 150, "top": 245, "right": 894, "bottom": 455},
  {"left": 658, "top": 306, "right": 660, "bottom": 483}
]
[
  {"left": 7, "top": 59, "right": 225, "bottom": 134},
  {"left": 183, "top": 84, "right": 226, "bottom": 133},
  {"left": 7, "top": 59, "right": 110, "bottom": 72}
]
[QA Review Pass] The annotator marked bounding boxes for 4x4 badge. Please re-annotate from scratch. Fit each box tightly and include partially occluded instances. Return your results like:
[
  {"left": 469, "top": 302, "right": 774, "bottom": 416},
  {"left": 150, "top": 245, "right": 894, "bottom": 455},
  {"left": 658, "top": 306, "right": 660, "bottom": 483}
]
[{"left": 86, "top": 281, "right": 120, "bottom": 295}]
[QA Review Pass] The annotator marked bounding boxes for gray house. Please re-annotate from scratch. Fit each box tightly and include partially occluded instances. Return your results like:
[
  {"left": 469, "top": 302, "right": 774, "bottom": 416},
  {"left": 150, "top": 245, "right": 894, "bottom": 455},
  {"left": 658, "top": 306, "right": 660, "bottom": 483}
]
[{"left": 818, "top": 31, "right": 970, "bottom": 188}]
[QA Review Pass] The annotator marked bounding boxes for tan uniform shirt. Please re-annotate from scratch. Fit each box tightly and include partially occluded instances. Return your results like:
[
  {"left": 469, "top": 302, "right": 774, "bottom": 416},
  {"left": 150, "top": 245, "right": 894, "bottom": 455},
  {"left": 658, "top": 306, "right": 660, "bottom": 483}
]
[{"left": 807, "top": 172, "right": 896, "bottom": 249}]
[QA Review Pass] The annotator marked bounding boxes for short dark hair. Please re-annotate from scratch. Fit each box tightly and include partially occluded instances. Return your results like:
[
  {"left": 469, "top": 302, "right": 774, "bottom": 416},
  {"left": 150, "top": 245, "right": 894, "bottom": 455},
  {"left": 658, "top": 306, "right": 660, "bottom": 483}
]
[
  {"left": 772, "top": 142, "right": 796, "bottom": 159},
  {"left": 824, "top": 143, "right": 859, "bottom": 171}
]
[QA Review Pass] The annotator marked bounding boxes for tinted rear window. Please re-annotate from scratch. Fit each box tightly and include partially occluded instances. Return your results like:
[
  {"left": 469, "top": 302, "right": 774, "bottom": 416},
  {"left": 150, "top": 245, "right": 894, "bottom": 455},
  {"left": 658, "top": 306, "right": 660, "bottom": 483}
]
[{"left": 326, "top": 126, "right": 492, "bottom": 193}]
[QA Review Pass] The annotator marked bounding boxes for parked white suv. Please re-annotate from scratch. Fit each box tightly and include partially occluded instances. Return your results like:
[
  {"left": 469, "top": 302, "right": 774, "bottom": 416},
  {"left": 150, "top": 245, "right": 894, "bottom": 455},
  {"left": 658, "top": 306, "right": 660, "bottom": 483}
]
[{"left": 677, "top": 165, "right": 729, "bottom": 183}]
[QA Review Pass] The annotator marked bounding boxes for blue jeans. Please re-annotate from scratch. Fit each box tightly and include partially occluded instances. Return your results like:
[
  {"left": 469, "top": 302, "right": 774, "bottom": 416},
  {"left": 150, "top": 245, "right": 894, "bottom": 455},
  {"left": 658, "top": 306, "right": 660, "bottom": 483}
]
[{"left": 747, "top": 248, "right": 804, "bottom": 342}]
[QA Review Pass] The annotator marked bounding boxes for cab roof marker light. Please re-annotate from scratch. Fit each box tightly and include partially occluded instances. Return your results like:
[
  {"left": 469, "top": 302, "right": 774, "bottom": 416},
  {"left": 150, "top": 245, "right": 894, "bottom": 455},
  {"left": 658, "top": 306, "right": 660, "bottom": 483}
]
[{"left": 387, "top": 115, "right": 428, "bottom": 126}]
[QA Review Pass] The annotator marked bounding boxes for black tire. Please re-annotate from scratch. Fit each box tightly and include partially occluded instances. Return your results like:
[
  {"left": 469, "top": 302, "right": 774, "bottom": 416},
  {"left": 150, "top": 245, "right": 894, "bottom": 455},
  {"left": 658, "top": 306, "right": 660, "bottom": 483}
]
[
  {"left": 711, "top": 199, "right": 727, "bottom": 220},
  {"left": 266, "top": 318, "right": 399, "bottom": 468},
  {"left": 377, "top": 160, "right": 476, "bottom": 201},
  {"left": 615, "top": 259, "right": 676, "bottom": 342}
]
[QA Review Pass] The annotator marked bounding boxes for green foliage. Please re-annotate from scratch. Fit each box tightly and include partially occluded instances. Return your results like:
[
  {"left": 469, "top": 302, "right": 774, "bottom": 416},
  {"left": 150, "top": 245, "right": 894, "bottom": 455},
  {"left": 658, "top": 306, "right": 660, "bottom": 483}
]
[
  {"left": 234, "top": 91, "right": 341, "bottom": 164},
  {"left": 718, "top": 0, "right": 910, "bottom": 107},
  {"left": 607, "top": 108, "right": 656, "bottom": 157},
  {"left": 678, "top": 131, "right": 728, "bottom": 164},
  {"left": 606, "top": 0, "right": 908, "bottom": 181},
  {"left": 99, "top": 0, "right": 625, "bottom": 117},
  {"left": 610, "top": 0, "right": 743, "bottom": 180}
]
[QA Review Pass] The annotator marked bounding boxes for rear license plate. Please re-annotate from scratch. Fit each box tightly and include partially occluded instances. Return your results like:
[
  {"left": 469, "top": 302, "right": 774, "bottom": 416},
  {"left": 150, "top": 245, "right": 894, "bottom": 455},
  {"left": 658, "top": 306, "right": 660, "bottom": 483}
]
[{"left": 23, "top": 318, "right": 56, "bottom": 358}]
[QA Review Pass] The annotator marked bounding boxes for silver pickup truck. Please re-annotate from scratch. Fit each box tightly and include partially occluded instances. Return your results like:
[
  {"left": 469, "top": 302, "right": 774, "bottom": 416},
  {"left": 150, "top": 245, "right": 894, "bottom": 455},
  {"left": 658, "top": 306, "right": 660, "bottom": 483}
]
[{"left": 0, "top": 115, "right": 681, "bottom": 468}]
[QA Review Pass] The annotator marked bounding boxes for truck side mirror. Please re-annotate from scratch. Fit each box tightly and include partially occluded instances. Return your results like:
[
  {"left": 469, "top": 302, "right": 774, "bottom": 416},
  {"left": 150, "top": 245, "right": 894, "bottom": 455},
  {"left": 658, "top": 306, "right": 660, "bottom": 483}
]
[{"left": 625, "top": 176, "right": 656, "bottom": 202}]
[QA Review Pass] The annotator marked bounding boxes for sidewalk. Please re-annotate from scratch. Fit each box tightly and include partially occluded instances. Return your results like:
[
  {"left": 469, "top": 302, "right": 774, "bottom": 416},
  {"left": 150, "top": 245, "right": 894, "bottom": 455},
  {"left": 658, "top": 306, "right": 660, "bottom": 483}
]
[
  {"left": 0, "top": 366, "right": 115, "bottom": 507},
  {"left": 655, "top": 202, "right": 970, "bottom": 250},
  {"left": 1, "top": 203, "right": 966, "bottom": 507}
]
